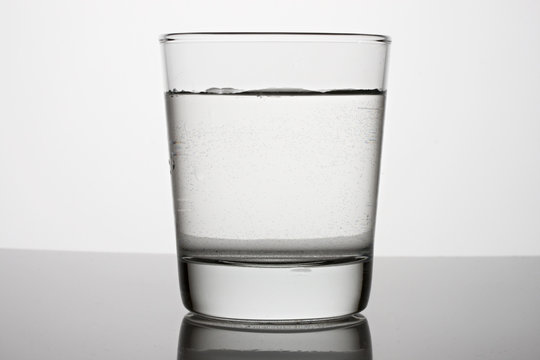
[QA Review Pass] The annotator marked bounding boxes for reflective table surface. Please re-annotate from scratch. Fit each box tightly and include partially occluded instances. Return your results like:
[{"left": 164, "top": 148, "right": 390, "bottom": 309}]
[{"left": 0, "top": 250, "right": 539, "bottom": 359}]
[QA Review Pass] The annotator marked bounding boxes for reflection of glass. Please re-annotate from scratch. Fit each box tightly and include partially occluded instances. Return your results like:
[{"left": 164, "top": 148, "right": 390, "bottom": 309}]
[
  {"left": 160, "top": 33, "right": 391, "bottom": 321},
  {"left": 178, "top": 313, "right": 372, "bottom": 360}
]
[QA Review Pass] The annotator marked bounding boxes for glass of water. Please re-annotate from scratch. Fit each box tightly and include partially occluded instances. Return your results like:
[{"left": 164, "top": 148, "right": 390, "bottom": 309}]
[{"left": 160, "top": 32, "right": 391, "bottom": 321}]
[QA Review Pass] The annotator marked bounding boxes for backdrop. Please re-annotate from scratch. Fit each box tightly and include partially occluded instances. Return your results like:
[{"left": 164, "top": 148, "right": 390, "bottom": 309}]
[{"left": 1, "top": 0, "right": 539, "bottom": 256}]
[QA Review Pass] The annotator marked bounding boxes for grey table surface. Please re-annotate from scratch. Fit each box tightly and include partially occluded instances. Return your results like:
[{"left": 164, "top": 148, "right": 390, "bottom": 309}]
[{"left": 0, "top": 249, "right": 539, "bottom": 359}]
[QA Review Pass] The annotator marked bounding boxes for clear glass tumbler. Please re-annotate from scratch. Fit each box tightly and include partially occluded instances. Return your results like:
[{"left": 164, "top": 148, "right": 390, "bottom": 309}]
[{"left": 160, "top": 32, "right": 391, "bottom": 321}]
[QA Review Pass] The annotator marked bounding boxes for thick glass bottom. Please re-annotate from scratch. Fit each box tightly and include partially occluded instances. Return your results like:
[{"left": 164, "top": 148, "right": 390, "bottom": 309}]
[{"left": 179, "top": 256, "right": 372, "bottom": 321}]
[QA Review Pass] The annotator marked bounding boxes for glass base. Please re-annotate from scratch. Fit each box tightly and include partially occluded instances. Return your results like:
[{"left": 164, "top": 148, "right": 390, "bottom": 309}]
[{"left": 179, "top": 257, "right": 372, "bottom": 321}]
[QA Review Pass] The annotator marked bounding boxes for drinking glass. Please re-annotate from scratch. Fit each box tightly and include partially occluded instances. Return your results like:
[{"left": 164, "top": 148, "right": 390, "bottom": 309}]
[{"left": 160, "top": 32, "right": 391, "bottom": 321}]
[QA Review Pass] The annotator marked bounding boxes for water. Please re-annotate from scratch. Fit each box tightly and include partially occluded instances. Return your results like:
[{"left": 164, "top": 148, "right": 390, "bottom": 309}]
[{"left": 165, "top": 89, "right": 385, "bottom": 319}]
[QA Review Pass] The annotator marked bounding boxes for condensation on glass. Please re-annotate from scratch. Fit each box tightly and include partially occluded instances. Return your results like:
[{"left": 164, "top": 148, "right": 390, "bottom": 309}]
[{"left": 160, "top": 32, "right": 391, "bottom": 321}]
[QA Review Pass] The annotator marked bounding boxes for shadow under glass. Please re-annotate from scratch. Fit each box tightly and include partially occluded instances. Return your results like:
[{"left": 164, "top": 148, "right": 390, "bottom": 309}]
[{"left": 178, "top": 313, "right": 372, "bottom": 360}]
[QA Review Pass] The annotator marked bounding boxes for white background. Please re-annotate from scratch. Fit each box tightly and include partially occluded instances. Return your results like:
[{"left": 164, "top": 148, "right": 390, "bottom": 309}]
[{"left": 1, "top": 0, "right": 539, "bottom": 256}]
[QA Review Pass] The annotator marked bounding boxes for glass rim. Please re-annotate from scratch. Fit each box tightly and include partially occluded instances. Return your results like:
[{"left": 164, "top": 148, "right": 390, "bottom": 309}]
[{"left": 160, "top": 32, "right": 391, "bottom": 44}]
